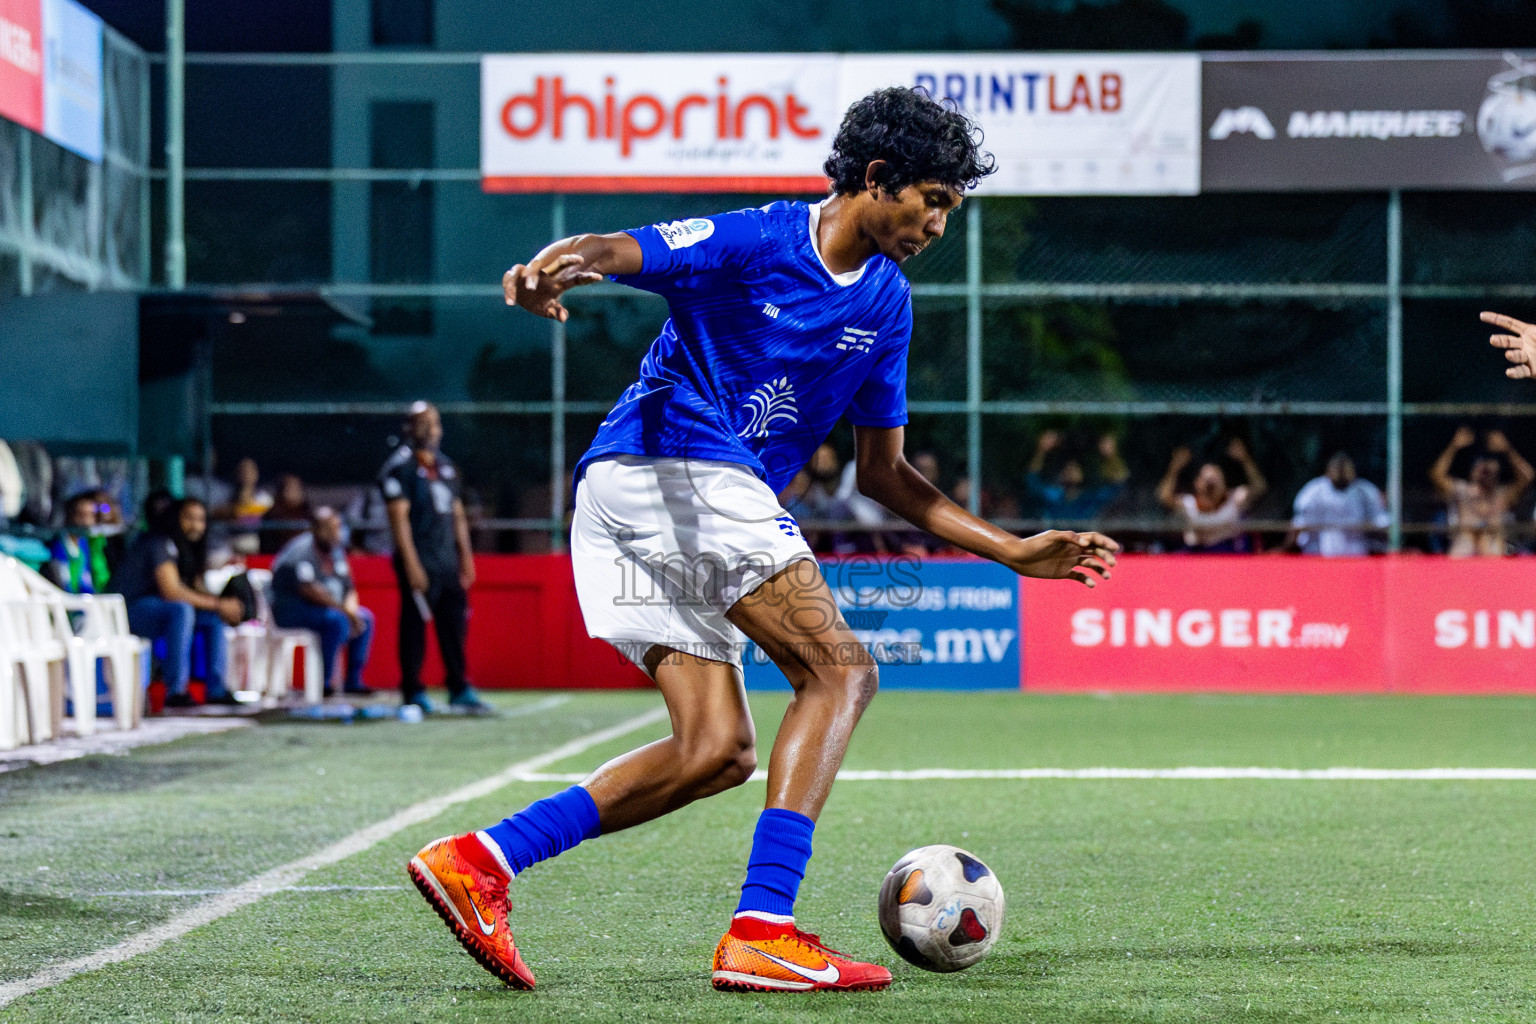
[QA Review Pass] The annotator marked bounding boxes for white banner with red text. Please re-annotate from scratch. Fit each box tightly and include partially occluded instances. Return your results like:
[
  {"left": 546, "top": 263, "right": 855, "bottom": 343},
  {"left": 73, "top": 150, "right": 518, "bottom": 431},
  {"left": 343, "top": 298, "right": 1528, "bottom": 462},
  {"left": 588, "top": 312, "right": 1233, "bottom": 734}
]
[{"left": 480, "top": 53, "right": 1201, "bottom": 195}]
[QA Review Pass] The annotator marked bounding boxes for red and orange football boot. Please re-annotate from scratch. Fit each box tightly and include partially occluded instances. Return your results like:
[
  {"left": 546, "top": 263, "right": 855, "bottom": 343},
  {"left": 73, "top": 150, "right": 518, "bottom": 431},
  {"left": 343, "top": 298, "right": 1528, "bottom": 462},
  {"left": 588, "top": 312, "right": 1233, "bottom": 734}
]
[
  {"left": 407, "top": 832, "right": 536, "bottom": 989},
  {"left": 712, "top": 913, "right": 893, "bottom": 993}
]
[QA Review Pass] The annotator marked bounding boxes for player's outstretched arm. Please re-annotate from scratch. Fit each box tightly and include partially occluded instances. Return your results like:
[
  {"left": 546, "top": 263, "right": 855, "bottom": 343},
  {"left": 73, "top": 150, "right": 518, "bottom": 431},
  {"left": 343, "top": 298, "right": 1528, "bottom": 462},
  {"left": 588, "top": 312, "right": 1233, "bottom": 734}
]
[
  {"left": 502, "top": 232, "right": 643, "bottom": 322},
  {"left": 853, "top": 424, "right": 1118, "bottom": 588},
  {"left": 1482, "top": 311, "right": 1536, "bottom": 379}
]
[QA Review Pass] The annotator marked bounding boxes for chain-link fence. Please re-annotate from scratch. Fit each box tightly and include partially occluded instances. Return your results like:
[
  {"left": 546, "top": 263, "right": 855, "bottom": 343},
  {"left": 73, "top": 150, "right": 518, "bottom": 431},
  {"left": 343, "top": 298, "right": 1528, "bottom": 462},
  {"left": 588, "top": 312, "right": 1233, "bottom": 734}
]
[{"left": 142, "top": 52, "right": 1536, "bottom": 553}]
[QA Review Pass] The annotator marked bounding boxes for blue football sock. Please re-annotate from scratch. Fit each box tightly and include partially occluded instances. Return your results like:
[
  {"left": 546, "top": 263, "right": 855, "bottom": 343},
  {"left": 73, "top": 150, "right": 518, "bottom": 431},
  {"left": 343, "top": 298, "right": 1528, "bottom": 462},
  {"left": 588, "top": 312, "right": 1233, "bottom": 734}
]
[
  {"left": 481, "top": 785, "right": 601, "bottom": 875},
  {"left": 736, "top": 808, "right": 816, "bottom": 919}
]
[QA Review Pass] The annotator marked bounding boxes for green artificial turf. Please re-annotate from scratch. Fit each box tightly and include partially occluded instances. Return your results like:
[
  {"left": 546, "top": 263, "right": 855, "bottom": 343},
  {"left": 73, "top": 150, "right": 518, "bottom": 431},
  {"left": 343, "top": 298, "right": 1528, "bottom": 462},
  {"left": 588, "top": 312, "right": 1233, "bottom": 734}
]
[{"left": 3, "top": 691, "right": 1535, "bottom": 1022}]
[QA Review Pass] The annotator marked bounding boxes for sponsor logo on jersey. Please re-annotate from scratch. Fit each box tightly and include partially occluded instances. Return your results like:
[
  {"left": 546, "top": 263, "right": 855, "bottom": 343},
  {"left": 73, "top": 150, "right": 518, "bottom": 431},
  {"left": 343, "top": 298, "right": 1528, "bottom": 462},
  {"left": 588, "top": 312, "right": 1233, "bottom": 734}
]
[
  {"left": 656, "top": 218, "right": 715, "bottom": 250},
  {"left": 836, "top": 326, "right": 876, "bottom": 354},
  {"left": 737, "top": 376, "right": 798, "bottom": 439},
  {"left": 1208, "top": 106, "right": 1275, "bottom": 140}
]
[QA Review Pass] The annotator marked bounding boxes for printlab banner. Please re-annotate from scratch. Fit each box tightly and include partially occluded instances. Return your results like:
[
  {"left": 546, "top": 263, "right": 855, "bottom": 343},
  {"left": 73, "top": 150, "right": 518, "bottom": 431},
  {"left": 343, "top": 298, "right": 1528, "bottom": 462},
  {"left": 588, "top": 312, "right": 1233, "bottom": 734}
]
[
  {"left": 0, "top": 0, "right": 100, "bottom": 161},
  {"left": 1022, "top": 555, "right": 1536, "bottom": 694},
  {"left": 481, "top": 52, "right": 1201, "bottom": 195},
  {"left": 1202, "top": 53, "right": 1536, "bottom": 190},
  {"left": 743, "top": 558, "right": 1021, "bottom": 690},
  {"left": 839, "top": 54, "right": 1201, "bottom": 195}
]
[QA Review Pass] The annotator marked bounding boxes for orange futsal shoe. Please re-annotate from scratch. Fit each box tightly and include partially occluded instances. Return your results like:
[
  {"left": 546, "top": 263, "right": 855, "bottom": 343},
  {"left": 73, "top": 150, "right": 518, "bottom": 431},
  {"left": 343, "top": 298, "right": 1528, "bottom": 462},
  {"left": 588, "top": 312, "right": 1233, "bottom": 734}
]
[
  {"left": 407, "top": 832, "right": 536, "bottom": 989},
  {"left": 712, "top": 913, "right": 893, "bottom": 993}
]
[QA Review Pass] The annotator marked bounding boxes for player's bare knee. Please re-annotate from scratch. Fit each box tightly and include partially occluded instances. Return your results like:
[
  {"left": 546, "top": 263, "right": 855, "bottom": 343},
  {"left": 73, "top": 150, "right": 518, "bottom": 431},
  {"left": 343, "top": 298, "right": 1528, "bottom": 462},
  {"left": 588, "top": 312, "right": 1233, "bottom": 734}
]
[
  {"left": 717, "top": 740, "right": 758, "bottom": 790},
  {"left": 849, "top": 661, "right": 879, "bottom": 711},
  {"left": 811, "top": 658, "right": 878, "bottom": 711},
  {"left": 678, "top": 729, "right": 755, "bottom": 790}
]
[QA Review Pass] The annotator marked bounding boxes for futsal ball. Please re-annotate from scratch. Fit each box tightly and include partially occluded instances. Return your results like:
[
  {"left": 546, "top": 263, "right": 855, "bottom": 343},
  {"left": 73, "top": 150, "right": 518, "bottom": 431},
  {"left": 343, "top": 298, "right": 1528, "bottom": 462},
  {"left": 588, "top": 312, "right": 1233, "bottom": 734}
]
[{"left": 878, "top": 845, "right": 1005, "bottom": 972}]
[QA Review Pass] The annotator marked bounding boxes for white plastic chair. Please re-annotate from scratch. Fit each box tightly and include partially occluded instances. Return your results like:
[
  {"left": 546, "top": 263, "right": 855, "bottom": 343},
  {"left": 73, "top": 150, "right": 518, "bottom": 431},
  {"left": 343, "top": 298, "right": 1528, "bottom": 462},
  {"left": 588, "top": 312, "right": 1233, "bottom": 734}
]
[
  {"left": 246, "top": 569, "right": 325, "bottom": 704},
  {"left": 5, "top": 556, "right": 147, "bottom": 734},
  {"left": 0, "top": 596, "right": 66, "bottom": 746}
]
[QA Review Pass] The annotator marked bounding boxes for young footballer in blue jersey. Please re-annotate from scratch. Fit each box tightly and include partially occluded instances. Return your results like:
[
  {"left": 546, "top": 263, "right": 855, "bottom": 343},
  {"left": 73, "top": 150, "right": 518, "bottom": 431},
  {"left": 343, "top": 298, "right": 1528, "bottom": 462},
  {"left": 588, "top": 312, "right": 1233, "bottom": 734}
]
[{"left": 409, "top": 86, "right": 1120, "bottom": 993}]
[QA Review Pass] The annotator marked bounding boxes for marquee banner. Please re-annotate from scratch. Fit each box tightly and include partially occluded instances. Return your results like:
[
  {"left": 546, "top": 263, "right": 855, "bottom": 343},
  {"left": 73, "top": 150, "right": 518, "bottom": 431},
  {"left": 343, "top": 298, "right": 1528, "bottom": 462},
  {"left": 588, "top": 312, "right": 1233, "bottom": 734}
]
[{"left": 1202, "top": 52, "right": 1536, "bottom": 190}]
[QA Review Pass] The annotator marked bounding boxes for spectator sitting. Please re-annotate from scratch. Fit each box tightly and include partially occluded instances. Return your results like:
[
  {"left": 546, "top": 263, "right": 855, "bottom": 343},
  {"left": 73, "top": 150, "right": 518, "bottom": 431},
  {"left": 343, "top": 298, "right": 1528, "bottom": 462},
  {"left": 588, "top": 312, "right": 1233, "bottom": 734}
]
[
  {"left": 1430, "top": 426, "right": 1535, "bottom": 557},
  {"left": 1157, "top": 439, "right": 1268, "bottom": 553},
  {"left": 216, "top": 457, "right": 273, "bottom": 555},
  {"left": 45, "top": 491, "right": 112, "bottom": 594},
  {"left": 183, "top": 448, "right": 234, "bottom": 511},
  {"left": 261, "top": 473, "right": 313, "bottom": 554},
  {"left": 836, "top": 458, "right": 893, "bottom": 553},
  {"left": 1290, "top": 452, "right": 1388, "bottom": 556},
  {"left": 270, "top": 507, "right": 375, "bottom": 696},
  {"left": 781, "top": 444, "right": 855, "bottom": 554},
  {"left": 1025, "top": 431, "right": 1129, "bottom": 521},
  {"left": 111, "top": 496, "right": 243, "bottom": 708}
]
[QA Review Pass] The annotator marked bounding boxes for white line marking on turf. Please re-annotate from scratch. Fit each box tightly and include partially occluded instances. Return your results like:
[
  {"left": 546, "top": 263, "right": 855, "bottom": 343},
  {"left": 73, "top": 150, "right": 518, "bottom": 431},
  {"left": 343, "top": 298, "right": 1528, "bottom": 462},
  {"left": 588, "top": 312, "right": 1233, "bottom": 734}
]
[
  {"left": 0, "top": 705, "right": 668, "bottom": 1009},
  {"left": 498, "top": 694, "right": 573, "bottom": 717},
  {"left": 89, "top": 885, "right": 408, "bottom": 897},
  {"left": 509, "top": 767, "right": 1536, "bottom": 783}
]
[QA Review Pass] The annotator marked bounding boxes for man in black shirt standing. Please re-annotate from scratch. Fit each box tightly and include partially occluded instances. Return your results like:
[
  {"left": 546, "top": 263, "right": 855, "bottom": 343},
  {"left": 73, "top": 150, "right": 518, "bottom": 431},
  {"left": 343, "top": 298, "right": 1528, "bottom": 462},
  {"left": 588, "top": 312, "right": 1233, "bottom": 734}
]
[{"left": 378, "top": 402, "right": 491, "bottom": 714}]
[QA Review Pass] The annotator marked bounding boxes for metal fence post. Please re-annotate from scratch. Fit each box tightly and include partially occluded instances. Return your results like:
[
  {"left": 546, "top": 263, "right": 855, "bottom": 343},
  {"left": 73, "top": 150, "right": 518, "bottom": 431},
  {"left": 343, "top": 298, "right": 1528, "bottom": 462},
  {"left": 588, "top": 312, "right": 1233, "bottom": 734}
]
[
  {"left": 965, "top": 199, "right": 982, "bottom": 516},
  {"left": 17, "top": 129, "right": 32, "bottom": 296},
  {"left": 550, "top": 193, "right": 567, "bottom": 551},
  {"left": 165, "top": 0, "right": 186, "bottom": 289},
  {"left": 1387, "top": 190, "right": 1403, "bottom": 551}
]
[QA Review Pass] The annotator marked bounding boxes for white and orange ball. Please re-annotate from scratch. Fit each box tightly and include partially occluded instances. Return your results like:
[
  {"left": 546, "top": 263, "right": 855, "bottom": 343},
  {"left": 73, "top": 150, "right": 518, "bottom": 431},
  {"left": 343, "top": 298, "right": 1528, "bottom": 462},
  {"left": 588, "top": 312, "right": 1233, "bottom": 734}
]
[{"left": 877, "top": 845, "right": 1005, "bottom": 972}]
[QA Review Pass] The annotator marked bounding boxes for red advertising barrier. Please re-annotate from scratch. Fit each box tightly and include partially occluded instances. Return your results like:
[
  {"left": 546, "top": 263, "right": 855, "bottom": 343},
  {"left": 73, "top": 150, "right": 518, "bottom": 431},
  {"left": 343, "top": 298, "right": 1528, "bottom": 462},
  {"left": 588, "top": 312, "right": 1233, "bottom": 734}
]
[
  {"left": 249, "top": 555, "right": 650, "bottom": 691},
  {"left": 1021, "top": 555, "right": 1536, "bottom": 694},
  {"left": 248, "top": 553, "right": 1536, "bottom": 694}
]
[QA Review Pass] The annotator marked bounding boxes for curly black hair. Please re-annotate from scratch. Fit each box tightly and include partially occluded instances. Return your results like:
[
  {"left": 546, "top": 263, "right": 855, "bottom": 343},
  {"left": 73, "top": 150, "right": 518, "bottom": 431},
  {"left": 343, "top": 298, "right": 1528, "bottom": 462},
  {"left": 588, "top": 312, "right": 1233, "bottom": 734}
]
[{"left": 823, "top": 87, "right": 996, "bottom": 195}]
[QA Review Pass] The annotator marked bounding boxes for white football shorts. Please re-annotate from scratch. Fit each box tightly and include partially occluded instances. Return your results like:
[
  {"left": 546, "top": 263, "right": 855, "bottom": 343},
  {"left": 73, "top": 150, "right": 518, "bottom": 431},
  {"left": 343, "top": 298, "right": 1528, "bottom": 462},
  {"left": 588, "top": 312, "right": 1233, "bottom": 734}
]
[{"left": 571, "top": 455, "right": 816, "bottom": 675}]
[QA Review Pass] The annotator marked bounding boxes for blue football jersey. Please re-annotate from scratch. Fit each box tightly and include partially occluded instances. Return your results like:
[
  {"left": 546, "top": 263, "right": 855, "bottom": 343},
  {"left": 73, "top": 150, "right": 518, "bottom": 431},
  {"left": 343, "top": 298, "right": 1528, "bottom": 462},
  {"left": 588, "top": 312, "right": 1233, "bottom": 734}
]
[{"left": 574, "top": 200, "right": 912, "bottom": 494}]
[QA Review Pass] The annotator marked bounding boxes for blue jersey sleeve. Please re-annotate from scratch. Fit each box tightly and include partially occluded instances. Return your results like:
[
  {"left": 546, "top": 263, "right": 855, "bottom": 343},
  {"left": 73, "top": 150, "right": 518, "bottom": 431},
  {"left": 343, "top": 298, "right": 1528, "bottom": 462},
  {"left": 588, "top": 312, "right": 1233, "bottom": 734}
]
[
  {"left": 612, "top": 208, "right": 765, "bottom": 294},
  {"left": 845, "top": 299, "right": 911, "bottom": 428}
]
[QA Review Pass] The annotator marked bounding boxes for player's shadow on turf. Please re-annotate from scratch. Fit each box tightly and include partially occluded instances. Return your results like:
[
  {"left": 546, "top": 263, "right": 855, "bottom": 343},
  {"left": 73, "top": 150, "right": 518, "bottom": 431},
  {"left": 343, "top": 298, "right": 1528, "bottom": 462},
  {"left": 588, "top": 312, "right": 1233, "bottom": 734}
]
[
  {"left": 0, "top": 888, "right": 108, "bottom": 921},
  {"left": 0, "top": 756, "right": 215, "bottom": 795}
]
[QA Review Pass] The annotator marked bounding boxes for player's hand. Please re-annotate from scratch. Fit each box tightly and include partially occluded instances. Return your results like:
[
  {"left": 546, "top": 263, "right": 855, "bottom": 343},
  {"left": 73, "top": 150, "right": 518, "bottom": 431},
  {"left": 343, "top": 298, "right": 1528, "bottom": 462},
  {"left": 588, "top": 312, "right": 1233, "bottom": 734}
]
[
  {"left": 458, "top": 559, "right": 476, "bottom": 591},
  {"left": 1485, "top": 429, "right": 1511, "bottom": 454},
  {"left": 1004, "top": 530, "right": 1119, "bottom": 588},
  {"left": 406, "top": 561, "right": 430, "bottom": 594},
  {"left": 1451, "top": 425, "right": 1476, "bottom": 450},
  {"left": 1226, "top": 437, "right": 1252, "bottom": 462},
  {"left": 1483, "top": 311, "right": 1536, "bottom": 380},
  {"left": 1036, "top": 430, "right": 1062, "bottom": 454},
  {"left": 502, "top": 253, "right": 604, "bottom": 322},
  {"left": 346, "top": 610, "right": 366, "bottom": 637},
  {"left": 1168, "top": 446, "right": 1193, "bottom": 472},
  {"left": 216, "top": 596, "right": 245, "bottom": 626},
  {"left": 1097, "top": 433, "right": 1119, "bottom": 459}
]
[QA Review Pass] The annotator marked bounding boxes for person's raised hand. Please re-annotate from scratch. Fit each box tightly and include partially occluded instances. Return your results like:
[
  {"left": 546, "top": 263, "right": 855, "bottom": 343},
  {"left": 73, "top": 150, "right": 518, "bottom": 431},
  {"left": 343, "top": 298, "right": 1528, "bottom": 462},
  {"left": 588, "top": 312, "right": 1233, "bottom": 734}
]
[
  {"left": 1226, "top": 437, "right": 1252, "bottom": 462},
  {"left": 1451, "top": 425, "right": 1476, "bottom": 450},
  {"left": 1485, "top": 429, "right": 1511, "bottom": 454},
  {"left": 1036, "top": 430, "right": 1063, "bottom": 454},
  {"left": 1483, "top": 311, "right": 1536, "bottom": 380},
  {"left": 1168, "top": 446, "right": 1193, "bottom": 472},
  {"left": 502, "top": 253, "right": 604, "bottom": 322},
  {"left": 1097, "top": 434, "right": 1119, "bottom": 459}
]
